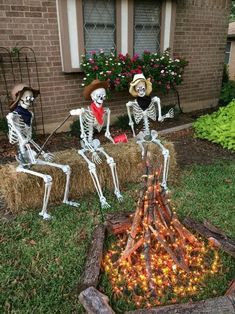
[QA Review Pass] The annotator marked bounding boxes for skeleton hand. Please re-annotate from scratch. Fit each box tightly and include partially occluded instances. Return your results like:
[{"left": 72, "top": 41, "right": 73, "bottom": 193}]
[
  {"left": 163, "top": 108, "right": 174, "bottom": 119},
  {"left": 92, "top": 151, "right": 102, "bottom": 164},
  {"left": 42, "top": 152, "right": 55, "bottom": 162},
  {"left": 70, "top": 109, "right": 83, "bottom": 116},
  {"left": 105, "top": 131, "right": 114, "bottom": 143}
]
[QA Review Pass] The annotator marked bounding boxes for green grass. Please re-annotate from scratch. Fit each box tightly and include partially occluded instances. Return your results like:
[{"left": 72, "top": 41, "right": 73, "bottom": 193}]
[{"left": 0, "top": 161, "right": 235, "bottom": 313}]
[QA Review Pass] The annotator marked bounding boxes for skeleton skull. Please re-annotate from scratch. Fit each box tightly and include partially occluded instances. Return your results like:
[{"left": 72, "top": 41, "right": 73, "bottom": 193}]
[
  {"left": 91, "top": 88, "right": 106, "bottom": 108},
  {"left": 20, "top": 90, "right": 34, "bottom": 109},
  {"left": 135, "top": 81, "right": 146, "bottom": 97}
]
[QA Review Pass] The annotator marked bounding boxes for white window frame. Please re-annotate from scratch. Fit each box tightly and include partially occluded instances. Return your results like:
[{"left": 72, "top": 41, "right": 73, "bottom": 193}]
[{"left": 56, "top": 0, "right": 175, "bottom": 72}]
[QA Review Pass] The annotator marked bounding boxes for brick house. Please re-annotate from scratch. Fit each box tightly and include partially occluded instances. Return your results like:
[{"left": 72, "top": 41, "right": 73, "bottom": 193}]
[
  {"left": 226, "top": 21, "right": 235, "bottom": 79},
  {"left": 0, "top": 0, "right": 231, "bottom": 134}
]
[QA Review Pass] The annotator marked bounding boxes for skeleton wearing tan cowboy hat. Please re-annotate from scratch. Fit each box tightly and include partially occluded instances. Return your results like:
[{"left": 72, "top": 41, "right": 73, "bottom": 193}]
[
  {"left": 126, "top": 73, "right": 174, "bottom": 190},
  {"left": 70, "top": 79, "right": 123, "bottom": 209},
  {"left": 6, "top": 83, "right": 79, "bottom": 219}
]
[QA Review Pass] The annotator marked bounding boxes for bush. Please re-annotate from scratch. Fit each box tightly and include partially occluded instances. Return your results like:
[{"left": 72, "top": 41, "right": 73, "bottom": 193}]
[
  {"left": 193, "top": 101, "right": 235, "bottom": 150},
  {"left": 219, "top": 80, "right": 235, "bottom": 106},
  {"left": 0, "top": 117, "right": 8, "bottom": 134},
  {"left": 70, "top": 118, "right": 80, "bottom": 137},
  {"left": 222, "top": 64, "right": 229, "bottom": 85},
  {"left": 112, "top": 114, "right": 130, "bottom": 131},
  {"left": 81, "top": 49, "right": 188, "bottom": 95}
]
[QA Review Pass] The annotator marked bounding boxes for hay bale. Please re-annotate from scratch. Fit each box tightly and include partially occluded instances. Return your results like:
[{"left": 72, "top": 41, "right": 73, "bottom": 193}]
[{"left": 0, "top": 139, "right": 177, "bottom": 213}]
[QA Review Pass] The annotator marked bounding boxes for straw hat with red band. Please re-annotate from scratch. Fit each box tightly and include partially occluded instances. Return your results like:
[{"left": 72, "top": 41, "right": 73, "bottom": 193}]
[
  {"left": 10, "top": 83, "right": 40, "bottom": 111},
  {"left": 129, "top": 73, "right": 152, "bottom": 97},
  {"left": 83, "top": 79, "right": 109, "bottom": 101}
]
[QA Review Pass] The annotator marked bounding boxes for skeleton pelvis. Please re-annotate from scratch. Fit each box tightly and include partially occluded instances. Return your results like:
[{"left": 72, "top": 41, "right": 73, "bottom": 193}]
[
  {"left": 137, "top": 130, "right": 158, "bottom": 142},
  {"left": 17, "top": 148, "right": 37, "bottom": 165},
  {"left": 81, "top": 139, "right": 101, "bottom": 150}
]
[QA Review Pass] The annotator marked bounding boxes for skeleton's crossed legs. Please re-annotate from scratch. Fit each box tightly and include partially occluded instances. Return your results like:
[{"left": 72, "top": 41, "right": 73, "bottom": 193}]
[
  {"left": 16, "top": 161, "right": 79, "bottom": 219},
  {"left": 78, "top": 147, "right": 123, "bottom": 209}
]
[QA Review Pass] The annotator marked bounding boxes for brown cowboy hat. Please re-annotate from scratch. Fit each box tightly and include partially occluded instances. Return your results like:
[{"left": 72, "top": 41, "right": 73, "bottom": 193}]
[
  {"left": 10, "top": 83, "right": 40, "bottom": 111},
  {"left": 83, "top": 79, "right": 109, "bottom": 100}
]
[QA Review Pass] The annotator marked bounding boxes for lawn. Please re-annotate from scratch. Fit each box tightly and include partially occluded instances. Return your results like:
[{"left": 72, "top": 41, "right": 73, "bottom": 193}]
[{"left": 0, "top": 161, "right": 235, "bottom": 313}]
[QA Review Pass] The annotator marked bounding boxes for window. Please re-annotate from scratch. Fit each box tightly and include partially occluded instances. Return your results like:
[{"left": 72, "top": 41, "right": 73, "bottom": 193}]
[
  {"left": 134, "top": 0, "right": 161, "bottom": 55},
  {"left": 56, "top": 0, "right": 175, "bottom": 72},
  {"left": 225, "top": 41, "right": 231, "bottom": 64},
  {"left": 83, "top": 0, "right": 116, "bottom": 55}
]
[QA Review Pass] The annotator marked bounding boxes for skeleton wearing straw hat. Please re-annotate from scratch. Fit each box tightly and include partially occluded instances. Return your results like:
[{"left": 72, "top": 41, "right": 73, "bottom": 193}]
[
  {"left": 70, "top": 79, "right": 122, "bottom": 209},
  {"left": 6, "top": 83, "right": 79, "bottom": 219},
  {"left": 126, "top": 73, "right": 174, "bottom": 190}
]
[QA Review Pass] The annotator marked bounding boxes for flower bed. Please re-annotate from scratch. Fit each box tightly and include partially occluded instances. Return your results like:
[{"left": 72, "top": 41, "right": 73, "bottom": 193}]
[{"left": 81, "top": 49, "right": 188, "bottom": 94}]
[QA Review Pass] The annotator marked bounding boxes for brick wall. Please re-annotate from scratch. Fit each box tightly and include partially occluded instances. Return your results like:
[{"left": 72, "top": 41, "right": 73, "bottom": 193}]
[
  {"left": 0, "top": 0, "right": 231, "bottom": 133},
  {"left": 173, "top": 0, "right": 231, "bottom": 111}
]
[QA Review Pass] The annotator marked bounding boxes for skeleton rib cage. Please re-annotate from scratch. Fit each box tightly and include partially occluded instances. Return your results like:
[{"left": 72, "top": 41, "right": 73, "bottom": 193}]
[
  {"left": 7, "top": 112, "right": 32, "bottom": 145},
  {"left": 80, "top": 107, "right": 107, "bottom": 143},
  {"left": 130, "top": 100, "right": 158, "bottom": 134}
]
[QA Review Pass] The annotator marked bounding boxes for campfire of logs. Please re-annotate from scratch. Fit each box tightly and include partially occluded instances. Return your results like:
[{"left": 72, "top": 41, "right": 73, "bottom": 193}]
[{"left": 102, "top": 151, "right": 220, "bottom": 308}]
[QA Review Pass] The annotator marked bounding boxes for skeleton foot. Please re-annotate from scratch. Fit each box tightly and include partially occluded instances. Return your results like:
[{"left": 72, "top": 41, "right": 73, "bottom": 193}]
[
  {"left": 39, "top": 211, "right": 52, "bottom": 220},
  {"left": 161, "top": 183, "right": 168, "bottom": 191},
  {"left": 100, "top": 196, "right": 111, "bottom": 209},
  {"left": 63, "top": 200, "right": 80, "bottom": 207},
  {"left": 115, "top": 191, "right": 123, "bottom": 202}
]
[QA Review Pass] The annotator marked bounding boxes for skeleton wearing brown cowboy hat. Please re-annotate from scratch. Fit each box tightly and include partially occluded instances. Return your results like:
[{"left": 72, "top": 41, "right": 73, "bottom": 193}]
[
  {"left": 70, "top": 79, "right": 123, "bottom": 208},
  {"left": 6, "top": 83, "right": 79, "bottom": 219},
  {"left": 126, "top": 73, "right": 174, "bottom": 190}
]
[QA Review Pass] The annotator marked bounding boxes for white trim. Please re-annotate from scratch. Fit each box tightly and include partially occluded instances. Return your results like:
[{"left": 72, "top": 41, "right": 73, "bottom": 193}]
[
  {"left": 56, "top": 0, "right": 65, "bottom": 71},
  {"left": 163, "top": 0, "right": 172, "bottom": 51},
  {"left": 67, "top": 0, "right": 80, "bottom": 68},
  {"left": 121, "top": 0, "right": 128, "bottom": 54}
]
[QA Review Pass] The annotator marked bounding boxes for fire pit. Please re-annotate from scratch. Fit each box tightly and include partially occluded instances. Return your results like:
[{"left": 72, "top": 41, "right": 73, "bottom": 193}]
[{"left": 77, "top": 154, "right": 235, "bottom": 313}]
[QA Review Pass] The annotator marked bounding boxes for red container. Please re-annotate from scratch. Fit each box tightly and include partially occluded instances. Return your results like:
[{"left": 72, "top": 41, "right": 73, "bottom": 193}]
[{"left": 113, "top": 133, "right": 128, "bottom": 144}]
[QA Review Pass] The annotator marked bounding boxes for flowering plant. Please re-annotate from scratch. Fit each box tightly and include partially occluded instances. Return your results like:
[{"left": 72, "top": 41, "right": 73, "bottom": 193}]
[{"left": 80, "top": 49, "right": 188, "bottom": 95}]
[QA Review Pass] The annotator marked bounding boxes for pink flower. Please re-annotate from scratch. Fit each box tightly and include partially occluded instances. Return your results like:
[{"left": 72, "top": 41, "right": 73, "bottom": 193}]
[
  {"left": 106, "top": 70, "right": 112, "bottom": 75},
  {"left": 131, "top": 53, "right": 139, "bottom": 62},
  {"left": 166, "top": 84, "right": 171, "bottom": 89},
  {"left": 90, "top": 50, "right": 96, "bottom": 55},
  {"left": 93, "top": 66, "right": 99, "bottom": 71}
]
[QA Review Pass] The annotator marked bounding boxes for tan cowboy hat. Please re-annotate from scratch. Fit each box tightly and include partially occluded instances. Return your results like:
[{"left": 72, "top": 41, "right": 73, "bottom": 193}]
[
  {"left": 129, "top": 73, "right": 152, "bottom": 97},
  {"left": 83, "top": 79, "right": 109, "bottom": 100},
  {"left": 10, "top": 83, "right": 40, "bottom": 111}
]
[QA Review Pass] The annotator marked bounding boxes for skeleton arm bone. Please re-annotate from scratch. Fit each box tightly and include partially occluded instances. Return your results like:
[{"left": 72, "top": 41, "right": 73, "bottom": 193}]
[
  {"left": 152, "top": 96, "right": 174, "bottom": 122},
  {"left": 104, "top": 108, "right": 114, "bottom": 143},
  {"left": 78, "top": 109, "right": 96, "bottom": 152},
  {"left": 126, "top": 101, "right": 136, "bottom": 137}
]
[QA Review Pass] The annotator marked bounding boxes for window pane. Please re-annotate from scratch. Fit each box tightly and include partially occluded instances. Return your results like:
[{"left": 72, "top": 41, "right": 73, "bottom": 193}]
[
  {"left": 134, "top": 0, "right": 161, "bottom": 55},
  {"left": 225, "top": 41, "right": 231, "bottom": 53},
  {"left": 83, "top": 0, "right": 116, "bottom": 54}
]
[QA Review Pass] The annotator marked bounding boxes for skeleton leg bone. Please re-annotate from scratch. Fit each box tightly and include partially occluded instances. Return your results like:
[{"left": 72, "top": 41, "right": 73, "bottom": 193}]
[
  {"left": 16, "top": 165, "right": 52, "bottom": 219},
  {"left": 78, "top": 149, "right": 110, "bottom": 208},
  {"left": 151, "top": 139, "right": 170, "bottom": 190},
  {"left": 36, "top": 160, "right": 79, "bottom": 207},
  {"left": 96, "top": 147, "right": 123, "bottom": 202}
]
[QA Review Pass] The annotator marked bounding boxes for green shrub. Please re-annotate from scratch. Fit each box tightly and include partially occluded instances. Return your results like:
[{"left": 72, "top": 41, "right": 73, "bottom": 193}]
[
  {"left": 193, "top": 101, "right": 235, "bottom": 150},
  {"left": 219, "top": 80, "right": 235, "bottom": 106},
  {"left": 222, "top": 64, "right": 229, "bottom": 85},
  {"left": 0, "top": 117, "right": 8, "bottom": 134},
  {"left": 70, "top": 118, "right": 81, "bottom": 137},
  {"left": 113, "top": 114, "right": 130, "bottom": 131},
  {"left": 81, "top": 49, "right": 188, "bottom": 95}
]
